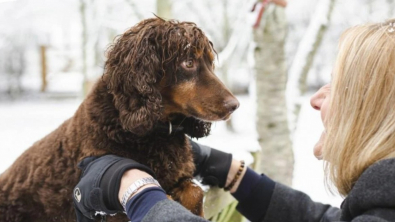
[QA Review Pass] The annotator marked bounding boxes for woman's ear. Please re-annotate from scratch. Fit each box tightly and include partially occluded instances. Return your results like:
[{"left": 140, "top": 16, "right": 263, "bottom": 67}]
[{"left": 104, "top": 25, "right": 163, "bottom": 136}]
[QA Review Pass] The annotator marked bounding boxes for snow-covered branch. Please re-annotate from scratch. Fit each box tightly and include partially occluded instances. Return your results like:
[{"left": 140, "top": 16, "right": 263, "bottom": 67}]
[
  {"left": 286, "top": 0, "right": 335, "bottom": 132},
  {"left": 124, "top": 0, "right": 145, "bottom": 20},
  {"left": 217, "top": 0, "right": 254, "bottom": 68}
]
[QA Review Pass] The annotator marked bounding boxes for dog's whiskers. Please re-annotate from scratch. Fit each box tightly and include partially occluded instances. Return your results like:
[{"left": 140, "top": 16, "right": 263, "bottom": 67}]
[{"left": 175, "top": 116, "right": 188, "bottom": 131}]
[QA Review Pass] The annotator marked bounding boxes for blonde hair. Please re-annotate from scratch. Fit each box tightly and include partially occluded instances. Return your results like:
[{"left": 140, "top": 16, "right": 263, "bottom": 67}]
[{"left": 323, "top": 19, "right": 395, "bottom": 196}]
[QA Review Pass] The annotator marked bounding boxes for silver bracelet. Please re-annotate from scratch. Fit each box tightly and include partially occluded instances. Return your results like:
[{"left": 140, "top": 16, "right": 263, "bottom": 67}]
[{"left": 121, "top": 177, "right": 161, "bottom": 210}]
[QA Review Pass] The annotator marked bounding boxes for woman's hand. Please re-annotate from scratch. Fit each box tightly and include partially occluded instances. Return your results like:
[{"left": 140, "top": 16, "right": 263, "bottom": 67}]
[
  {"left": 73, "top": 155, "right": 157, "bottom": 222},
  {"left": 190, "top": 140, "right": 246, "bottom": 192}
]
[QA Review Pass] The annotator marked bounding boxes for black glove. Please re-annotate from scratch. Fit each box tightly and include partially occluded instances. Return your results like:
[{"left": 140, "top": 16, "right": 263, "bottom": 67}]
[
  {"left": 73, "top": 155, "right": 156, "bottom": 222},
  {"left": 190, "top": 140, "right": 233, "bottom": 188}
]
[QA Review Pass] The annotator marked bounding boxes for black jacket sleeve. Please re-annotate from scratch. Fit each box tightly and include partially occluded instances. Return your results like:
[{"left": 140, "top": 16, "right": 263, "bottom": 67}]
[
  {"left": 141, "top": 159, "right": 395, "bottom": 222},
  {"left": 139, "top": 183, "right": 341, "bottom": 222},
  {"left": 261, "top": 183, "right": 341, "bottom": 222},
  {"left": 142, "top": 200, "right": 208, "bottom": 222},
  {"left": 140, "top": 169, "right": 341, "bottom": 222},
  {"left": 233, "top": 168, "right": 340, "bottom": 222}
]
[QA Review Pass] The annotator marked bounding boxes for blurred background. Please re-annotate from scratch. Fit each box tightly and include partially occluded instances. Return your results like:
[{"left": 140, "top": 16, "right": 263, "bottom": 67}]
[{"left": 0, "top": 0, "right": 393, "bottom": 220}]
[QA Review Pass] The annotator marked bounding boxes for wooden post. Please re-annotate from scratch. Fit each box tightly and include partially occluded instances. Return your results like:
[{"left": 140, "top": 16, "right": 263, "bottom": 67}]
[{"left": 40, "top": 45, "right": 47, "bottom": 92}]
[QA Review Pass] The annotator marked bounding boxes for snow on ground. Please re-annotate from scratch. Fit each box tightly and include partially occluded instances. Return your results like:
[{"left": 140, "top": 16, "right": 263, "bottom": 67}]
[
  {"left": 0, "top": 99, "right": 81, "bottom": 171},
  {"left": 0, "top": 94, "right": 342, "bottom": 207}
]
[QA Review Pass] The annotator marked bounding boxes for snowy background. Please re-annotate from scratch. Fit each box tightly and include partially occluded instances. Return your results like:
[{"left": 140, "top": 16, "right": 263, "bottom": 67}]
[{"left": 0, "top": 0, "right": 394, "bottom": 209}]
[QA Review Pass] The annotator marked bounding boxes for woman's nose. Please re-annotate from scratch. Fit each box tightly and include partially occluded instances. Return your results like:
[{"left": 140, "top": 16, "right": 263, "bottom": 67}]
[{"left": 310, "top": 89, "right": 324, "bottom": 110}]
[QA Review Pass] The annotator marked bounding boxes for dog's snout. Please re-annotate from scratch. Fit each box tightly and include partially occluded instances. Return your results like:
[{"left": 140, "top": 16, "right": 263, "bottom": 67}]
[{"left": 224, "top": 98, "right": 240, "bottom": 113}]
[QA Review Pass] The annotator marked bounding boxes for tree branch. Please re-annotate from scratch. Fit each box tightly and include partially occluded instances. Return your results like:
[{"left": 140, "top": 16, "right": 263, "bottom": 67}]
[{"left": 286, "top": 0, "right": 336, "bottom": 133}]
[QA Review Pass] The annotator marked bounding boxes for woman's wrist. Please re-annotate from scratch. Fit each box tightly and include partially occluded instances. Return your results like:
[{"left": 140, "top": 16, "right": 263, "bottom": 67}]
[
  {"left": 118, "top": 160, "right": 248, "bottom": 203},
  {"left": 118, "top": 169, "right": 159, "bottom": 203},
  {"left": 225, "top": 159, "right": 247, "bottom": 193}
]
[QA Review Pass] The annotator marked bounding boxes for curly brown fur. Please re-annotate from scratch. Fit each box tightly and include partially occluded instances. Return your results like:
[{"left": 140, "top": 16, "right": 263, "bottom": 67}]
[
  {"left": 103, "top": 17, "right": 214, "bottom": 137},
  {"left": 0, "top": 17, "right": 238, "bottom": 222}
]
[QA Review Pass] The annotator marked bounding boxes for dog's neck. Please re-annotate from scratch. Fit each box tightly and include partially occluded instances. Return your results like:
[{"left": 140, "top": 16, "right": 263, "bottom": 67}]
[{"left": 166, "top": 114, "right": 212, "bottom": 139}]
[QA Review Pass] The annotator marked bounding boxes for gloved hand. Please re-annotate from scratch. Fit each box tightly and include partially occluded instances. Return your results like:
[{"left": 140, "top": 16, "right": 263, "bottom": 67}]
[
  {"left": 190, "top": 140, "right": 233, "bottom": 188},
  {"left": 73, "top": 155, "right": 156, "bottom": 222}
]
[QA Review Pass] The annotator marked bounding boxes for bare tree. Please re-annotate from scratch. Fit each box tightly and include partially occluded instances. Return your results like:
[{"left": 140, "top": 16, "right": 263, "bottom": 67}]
[
  {"left": 5, "top": 46, "right": 25, "bottom": 98},
  {"left": 0, "top": 36, "right": 26, "bottom": 99},
  {"left": 254, "top": 3, "right": 293, "bottom": 185},
  {"left": 80, "top": 0, "right": 104, "bottom": 95}
]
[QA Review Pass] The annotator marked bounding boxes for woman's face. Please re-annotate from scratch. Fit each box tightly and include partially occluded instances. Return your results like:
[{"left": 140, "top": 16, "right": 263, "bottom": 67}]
[{"left": 310, "top": 83, "right": 331, "bottom": 160}]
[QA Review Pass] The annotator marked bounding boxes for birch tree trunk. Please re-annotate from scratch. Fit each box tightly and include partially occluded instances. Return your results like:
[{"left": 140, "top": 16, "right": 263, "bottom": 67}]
[
  {"left": 80, "top": 0, "right": 103, "bottom": 95},
  {"left": 80, "top": 0, "right": 88, "bottom": 95},
  {"left": 286, "top": 0, "right": 335, "bottom": 132},
  {"left": 387, "top": 0, "right": 394, "bottom": 17},
  {"left": 156, "top": 0, "right": 172, "bottom": 19},
  {"left": 254, "top": 5, "right": 293, "bottom": 185}
]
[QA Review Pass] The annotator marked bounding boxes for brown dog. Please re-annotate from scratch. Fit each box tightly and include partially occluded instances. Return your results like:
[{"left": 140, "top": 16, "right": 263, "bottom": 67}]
[{"left": 0, "top": 17, "right": 239, "bottom": 222}]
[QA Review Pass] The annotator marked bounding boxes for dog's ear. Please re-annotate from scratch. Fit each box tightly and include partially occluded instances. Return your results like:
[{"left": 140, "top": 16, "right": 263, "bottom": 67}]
[{"left": 104, "top": 23, "right": 163, "bottom": 136}]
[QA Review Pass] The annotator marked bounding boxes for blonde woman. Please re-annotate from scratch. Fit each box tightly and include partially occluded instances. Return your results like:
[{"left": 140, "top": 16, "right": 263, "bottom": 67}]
[{"left": 73, "top": 19, "right": 395, "bottom": 222}]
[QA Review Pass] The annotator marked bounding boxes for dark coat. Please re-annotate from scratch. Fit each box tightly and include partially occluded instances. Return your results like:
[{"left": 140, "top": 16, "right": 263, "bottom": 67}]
[
  {"left": 262, "top": 158, "right": 395, "bottom": 222},
  {"left": 140, "top": 158, "right": 395, "bottom": 222}
]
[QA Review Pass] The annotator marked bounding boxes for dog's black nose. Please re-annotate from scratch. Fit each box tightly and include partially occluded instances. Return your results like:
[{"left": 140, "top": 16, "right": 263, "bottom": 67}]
[{"left": 224, "top": 98, "right": 240, "bottom": 113}]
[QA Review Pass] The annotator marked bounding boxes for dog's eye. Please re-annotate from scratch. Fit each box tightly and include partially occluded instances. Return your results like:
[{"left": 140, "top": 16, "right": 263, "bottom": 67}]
[{"left": 183, "top": 60, "right": 195, "bottom": 69}]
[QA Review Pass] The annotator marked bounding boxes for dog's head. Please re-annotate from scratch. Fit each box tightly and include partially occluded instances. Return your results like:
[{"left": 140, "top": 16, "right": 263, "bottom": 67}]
[{"left": 104, "top": 17, "right": 239, "bottom": 137}]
